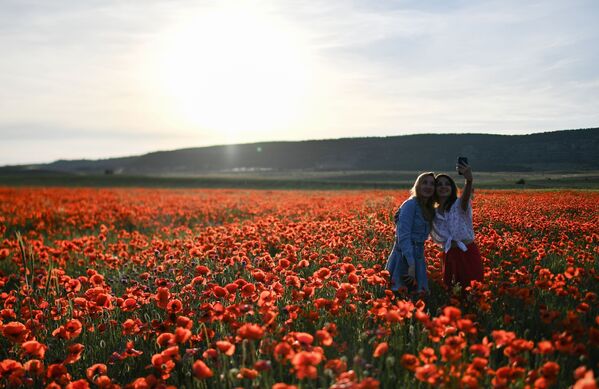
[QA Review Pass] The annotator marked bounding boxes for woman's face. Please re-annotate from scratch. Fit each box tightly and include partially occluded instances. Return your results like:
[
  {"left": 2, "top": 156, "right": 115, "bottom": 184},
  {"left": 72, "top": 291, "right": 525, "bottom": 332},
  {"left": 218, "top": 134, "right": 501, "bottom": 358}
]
[
  {"left": 436, "top": 176, "right": 452, "bottom": 198},
  {"left": 418, "top": 175, "right": 435, "bottom": 199}
]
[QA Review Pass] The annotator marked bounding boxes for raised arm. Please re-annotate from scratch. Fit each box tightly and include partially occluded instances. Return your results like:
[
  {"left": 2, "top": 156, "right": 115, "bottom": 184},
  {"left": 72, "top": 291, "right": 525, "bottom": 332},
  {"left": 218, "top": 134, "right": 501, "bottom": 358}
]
[{"left": 458, "top": 162, "right": 473, "bottom": 212}]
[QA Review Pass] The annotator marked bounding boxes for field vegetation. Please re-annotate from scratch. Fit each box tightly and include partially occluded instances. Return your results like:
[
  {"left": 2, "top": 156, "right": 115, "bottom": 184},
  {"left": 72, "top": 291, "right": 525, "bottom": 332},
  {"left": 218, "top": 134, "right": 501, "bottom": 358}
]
[
  {"left": 1, "top": 170, "right": 599, "bottom": 190},
  {"left": 0, "top": 187, "right": 597, "bottom": 388}
]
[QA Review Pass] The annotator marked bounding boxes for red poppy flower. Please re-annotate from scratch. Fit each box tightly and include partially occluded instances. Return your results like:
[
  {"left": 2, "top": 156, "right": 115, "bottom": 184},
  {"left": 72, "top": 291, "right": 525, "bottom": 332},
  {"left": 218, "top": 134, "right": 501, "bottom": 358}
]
[
  {"left": 358, "top": 377, "right": 380, "bottom": 389},
  {"left": 192, "top": 359, "right": 213, "bottom": 379},
  {"left": 156, "top": 332, "right": 175, "bottom": 348},
  {"left": 241, "top": 283, "right": 256, "bottom": 298},
  {"left": 274, "top": 342, "right": 294, "bottom": 361},
  {"left": 176, "top": 316, "right": 193, "bottom": 329},
  {"left": 237, "top": 323, "right": 264, "bottom": 340},
  {"left": 166, "top": 299, "right": 183, "bottom": 314},
  {"left": 216, "top": 340, "right": 235, "bottom": 356},
  {"left": 64, "top": 343, "right": 85, "bottom": 364},
  {"left": 24, "top": 359, "right": 44, "bottom": 376},
  {"left": 52, "top": 319, "right": 83, "bottom": 340},
  {"left": 212, "top": 286, "right": 228, "bottom": 298},
  {"left": 418, "top": 347, "right": 437, "bottom": 364},
  {"left": 540, "top": 361, "right": 560, "bottom": 380},
  {"left": 272, "top": 384, "right": 298, "bottom": 389},
  {"left": 0, "top": 248, "right": 9, "bottom": 260},
  {"left": 237, "top": 367, "right": 259, "bottom": 379},
  {"left": 400, "top": 354, "right": 420, "bottom": 372},
  {"left": 415, "top": 364, "right": 439, "bottom": 385},
  {"left": 291, "top": 351, "right": 322, "bottom": 379},
  {"left": 21, "top": 340, "right": 47, "bottom": 359},
  {"left": 315, "top": 329, "right": 333, "bottom": 346},
  {"left": 295, "top": 332, "right": 314, "bottom": 345},
  {"left": 65, "top": 379, "right": 90, "bottom": 389},
  {"left": 86, "top": 363, "right": 107, "bottom": 381},
  {"left": 373, "top": 342, "right": 388, "bottom": 358},
  {"left": 155, "top": 287, "right": 170, "bottom": 309},
  {"left": 2, "top": 321, "right": 29, "bottom": 343}
]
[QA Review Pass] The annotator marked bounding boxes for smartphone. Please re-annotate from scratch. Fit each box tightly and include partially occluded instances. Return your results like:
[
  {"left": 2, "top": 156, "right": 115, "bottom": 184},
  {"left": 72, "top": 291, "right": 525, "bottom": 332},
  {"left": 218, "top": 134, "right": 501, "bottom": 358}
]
[{"left": 457, "top": 157, "right": 468, "bottom": 175}]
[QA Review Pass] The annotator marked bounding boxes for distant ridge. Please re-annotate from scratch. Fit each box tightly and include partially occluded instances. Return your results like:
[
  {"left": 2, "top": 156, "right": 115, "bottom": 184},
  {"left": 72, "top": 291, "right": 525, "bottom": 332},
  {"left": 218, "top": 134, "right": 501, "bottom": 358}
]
[{"left": 3, "top": 128, "right": 599, "bottom": 174}]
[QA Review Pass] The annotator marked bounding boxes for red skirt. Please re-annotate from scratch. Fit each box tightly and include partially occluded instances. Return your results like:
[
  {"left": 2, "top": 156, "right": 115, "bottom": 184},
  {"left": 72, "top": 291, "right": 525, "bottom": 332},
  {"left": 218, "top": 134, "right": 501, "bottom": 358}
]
[{"left": 443, "top": 242, "right": 484, "bottom": 289}]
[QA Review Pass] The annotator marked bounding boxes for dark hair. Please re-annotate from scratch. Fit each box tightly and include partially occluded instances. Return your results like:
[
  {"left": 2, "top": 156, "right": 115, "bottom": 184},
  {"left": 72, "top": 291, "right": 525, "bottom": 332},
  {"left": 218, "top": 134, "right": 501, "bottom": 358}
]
[{"left": 434, "top": 173, "right": 458, "bottom": 212}]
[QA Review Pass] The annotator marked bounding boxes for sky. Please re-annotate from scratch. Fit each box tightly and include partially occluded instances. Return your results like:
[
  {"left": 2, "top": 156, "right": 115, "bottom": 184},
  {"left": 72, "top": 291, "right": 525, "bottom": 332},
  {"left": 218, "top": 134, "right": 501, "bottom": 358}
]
[{"left": 1, "top": 0, "right": 598, "bottom": 165}]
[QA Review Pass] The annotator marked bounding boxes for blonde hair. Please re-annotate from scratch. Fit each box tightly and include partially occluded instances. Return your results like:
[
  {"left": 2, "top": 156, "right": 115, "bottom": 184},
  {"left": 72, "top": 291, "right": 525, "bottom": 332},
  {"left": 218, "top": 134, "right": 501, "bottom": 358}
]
[{"left": 410, "top": 172, "right": 435, "bottom": 222}]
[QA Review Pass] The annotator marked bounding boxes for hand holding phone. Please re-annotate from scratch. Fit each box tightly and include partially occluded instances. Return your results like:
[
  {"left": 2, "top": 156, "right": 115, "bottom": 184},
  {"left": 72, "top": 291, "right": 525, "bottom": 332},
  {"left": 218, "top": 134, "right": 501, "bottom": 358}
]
[{"left": 457, "top": 157, "right": 468, "bottom": 175}]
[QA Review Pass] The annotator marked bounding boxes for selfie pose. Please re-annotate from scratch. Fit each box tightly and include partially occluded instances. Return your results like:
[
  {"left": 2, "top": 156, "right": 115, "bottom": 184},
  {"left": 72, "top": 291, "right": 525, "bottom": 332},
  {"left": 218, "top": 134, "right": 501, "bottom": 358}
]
[
  {"left": 431, "top": 159, "right": 484, "bottom": 290},
  {"left": 386, "top": 172, "right": 435, "bottom": 295}
]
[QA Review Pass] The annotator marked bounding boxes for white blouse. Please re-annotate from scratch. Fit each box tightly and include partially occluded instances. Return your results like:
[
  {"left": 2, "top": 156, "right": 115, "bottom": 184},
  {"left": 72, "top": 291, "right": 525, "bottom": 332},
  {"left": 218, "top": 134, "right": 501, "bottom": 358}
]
[{"left": 431, "top": 199, "right": 475, "bottom": 253}]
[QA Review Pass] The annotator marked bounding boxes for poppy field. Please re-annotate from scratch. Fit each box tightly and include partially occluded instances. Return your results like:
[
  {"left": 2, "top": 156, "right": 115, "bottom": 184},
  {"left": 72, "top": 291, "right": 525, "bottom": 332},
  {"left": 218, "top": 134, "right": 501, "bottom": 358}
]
[{"left": 0, "top": 187, "right": 597, "bottom": 388}]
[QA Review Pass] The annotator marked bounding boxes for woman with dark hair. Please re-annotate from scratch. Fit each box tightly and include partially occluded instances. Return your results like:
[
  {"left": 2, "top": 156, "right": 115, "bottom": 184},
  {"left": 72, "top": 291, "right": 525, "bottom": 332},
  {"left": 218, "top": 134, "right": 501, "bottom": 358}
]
[
  {"left": 386, "top": 172, "right": 435, "bottom": 295},
  {"left": 431, "top": 161, "right": 484, "bottom": 290}
]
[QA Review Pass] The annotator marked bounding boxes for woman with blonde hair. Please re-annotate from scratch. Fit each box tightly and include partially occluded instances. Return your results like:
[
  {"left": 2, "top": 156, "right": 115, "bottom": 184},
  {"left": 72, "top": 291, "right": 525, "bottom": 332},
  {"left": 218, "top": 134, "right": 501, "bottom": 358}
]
[{"left": 386, "top": 172, "right": 435, "bottom": 295}]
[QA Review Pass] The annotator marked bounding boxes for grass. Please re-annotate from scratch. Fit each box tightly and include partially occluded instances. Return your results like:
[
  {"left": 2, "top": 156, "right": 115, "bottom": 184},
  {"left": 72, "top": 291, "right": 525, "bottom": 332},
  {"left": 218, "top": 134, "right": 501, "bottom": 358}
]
[{"left": 1, "top": 170, "right": 598, "bottom": 189}]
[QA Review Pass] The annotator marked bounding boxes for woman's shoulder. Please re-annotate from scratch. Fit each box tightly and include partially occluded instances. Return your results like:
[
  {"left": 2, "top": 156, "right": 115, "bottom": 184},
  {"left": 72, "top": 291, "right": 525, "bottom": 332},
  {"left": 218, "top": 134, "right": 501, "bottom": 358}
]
[
  {"left": 400, "top": 197, "right": 418, "bottom": 209},
  {"left": 394, "top": 197, "right": 417, "bottom": 223}
]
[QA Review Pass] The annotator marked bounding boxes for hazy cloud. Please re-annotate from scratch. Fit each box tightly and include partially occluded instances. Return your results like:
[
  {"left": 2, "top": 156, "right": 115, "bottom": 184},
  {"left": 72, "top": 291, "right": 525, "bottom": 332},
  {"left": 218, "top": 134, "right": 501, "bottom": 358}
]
[{"left": 1, "top": 0, "right": 598, "bottom": 164}]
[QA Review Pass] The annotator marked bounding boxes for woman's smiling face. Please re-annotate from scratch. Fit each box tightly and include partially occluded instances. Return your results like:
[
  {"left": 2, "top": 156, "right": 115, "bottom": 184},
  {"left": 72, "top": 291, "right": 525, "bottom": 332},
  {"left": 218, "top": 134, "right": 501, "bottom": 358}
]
[
  {"left": 419, "top": 175, "right": 435, "bottom": 199},
  {"left": 436, "top": 176, "right": 452, "bottom": 198}
]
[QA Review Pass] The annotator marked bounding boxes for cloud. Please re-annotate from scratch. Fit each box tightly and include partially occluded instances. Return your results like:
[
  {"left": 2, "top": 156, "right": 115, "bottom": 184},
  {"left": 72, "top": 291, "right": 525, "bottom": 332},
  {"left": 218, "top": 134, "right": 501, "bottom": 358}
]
[
  {"left": 0, "top": 0, "right": 598, "bottom": 164},
  {"left": 269, "top": 0, "right": 599, "bottom": 134},
  {"left": 0, "top": 123, "right": 202, "bottom": 165}
]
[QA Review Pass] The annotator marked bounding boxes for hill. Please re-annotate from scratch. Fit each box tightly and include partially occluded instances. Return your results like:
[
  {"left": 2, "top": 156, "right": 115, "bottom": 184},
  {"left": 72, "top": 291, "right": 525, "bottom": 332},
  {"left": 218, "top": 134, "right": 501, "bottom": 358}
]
[{"left": 3, "top": 128, "right": 599, "bottom": 175}]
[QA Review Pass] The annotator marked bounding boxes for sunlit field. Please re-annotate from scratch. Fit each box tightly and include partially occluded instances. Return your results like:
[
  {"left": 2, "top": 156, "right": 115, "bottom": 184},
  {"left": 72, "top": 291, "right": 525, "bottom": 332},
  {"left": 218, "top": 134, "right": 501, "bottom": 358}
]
[{"left": 0, "top": 187, "right": 597, "bottom": 388}]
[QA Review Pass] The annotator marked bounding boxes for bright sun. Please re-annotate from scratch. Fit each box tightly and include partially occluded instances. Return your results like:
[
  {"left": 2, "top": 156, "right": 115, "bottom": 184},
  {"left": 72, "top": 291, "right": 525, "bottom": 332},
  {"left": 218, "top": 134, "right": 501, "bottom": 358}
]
[{"left": 154, "top": 4, "right": 313, "bottom": 141}]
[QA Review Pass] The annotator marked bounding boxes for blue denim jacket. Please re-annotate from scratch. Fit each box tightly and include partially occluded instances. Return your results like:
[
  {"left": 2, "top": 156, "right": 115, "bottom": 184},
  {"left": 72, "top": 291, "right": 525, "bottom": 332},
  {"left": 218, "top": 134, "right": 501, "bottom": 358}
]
[
  {"left": 394, "top": 197, "right": 430, "bottom": 266},
  {"left": 386, "top": 197, "right": 431, "bottom": 292}
]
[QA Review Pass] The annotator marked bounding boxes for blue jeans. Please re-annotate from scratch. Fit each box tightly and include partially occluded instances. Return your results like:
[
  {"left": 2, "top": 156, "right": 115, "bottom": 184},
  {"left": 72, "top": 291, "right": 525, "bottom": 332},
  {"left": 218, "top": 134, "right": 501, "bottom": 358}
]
[{"left": 386, "top": 242, "right": 429, "bottom": 293}]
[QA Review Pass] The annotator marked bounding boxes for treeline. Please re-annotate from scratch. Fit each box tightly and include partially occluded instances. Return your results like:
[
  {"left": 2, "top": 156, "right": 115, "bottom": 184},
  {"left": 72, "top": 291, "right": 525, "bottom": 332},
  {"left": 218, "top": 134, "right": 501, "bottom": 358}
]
[{"left": 4, "top": 128, "right": 599, "bottom": 174}]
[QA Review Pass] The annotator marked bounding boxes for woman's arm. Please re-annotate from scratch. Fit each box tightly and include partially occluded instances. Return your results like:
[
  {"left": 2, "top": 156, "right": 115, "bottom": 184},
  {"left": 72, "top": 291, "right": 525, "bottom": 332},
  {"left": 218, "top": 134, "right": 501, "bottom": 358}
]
[
  {"left": 396, "top": 198, "right": 417, "bottom": 267},
  {"left": 458, "top": 162, "right": 473, "bottom": 212}
]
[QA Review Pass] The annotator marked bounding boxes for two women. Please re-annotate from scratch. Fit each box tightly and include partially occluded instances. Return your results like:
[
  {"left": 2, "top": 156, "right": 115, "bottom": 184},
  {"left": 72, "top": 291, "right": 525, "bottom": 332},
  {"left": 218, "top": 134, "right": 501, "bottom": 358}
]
[{"left": 386, "top": 161, "right": 484, "bottom": 295}]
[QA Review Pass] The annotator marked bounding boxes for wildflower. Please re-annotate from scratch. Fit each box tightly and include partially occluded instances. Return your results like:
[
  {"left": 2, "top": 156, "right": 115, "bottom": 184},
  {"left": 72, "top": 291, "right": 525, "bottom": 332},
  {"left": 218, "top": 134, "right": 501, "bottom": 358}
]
[
  {"left": 295, "top": 332, "right": 314, "bottom": 345},
  {"left": 316, "top": 329, "right": 333, "bottom": 346},
  {"left": 192, "top": 359, "right": 213, "bottom": 379},
  {"left": 155, "top": 287, "right": 170, "bottom": 309},
  {"left": 237, "top": 367, "right": 259, "bottom": 379},
  {"left": 21, "top": 340, "right": 47, "bottom": 359},
  {"left": 86, "top": 363, "right": 107, "bottom": 381},
  {"left": 166, "top": 299, "right": 183, "bottom": 313},
  {"left": 272, "top": 384, "right": 298, "bottom": 389},
  {"left": 52, "top": 319, "right": 82, "bottom": 340},
  {"left": 216, "top": 340, "right": 235, "bottom": 356},
  {"left": 156, "top": 333, "right": 175, "bottom": 348},
  {"left": 2, "top": 322, "right": 29, "bottom": 343},
  {"left": 64, "top": 343, "right": 85, "bottom": 364},
  {"left": 291, "top": 351, "right": 322, "bottom": 379},
  {"left": 415, "top": 364, "right": 440, "bottom": 385},
  {"left": 418, "top": 347, "right": 437, "bottom": 364},
  {"left": 539, "top": 361, "right": 560, "bottom": 380},
  {"left": 400, "top": 354, "right": 420, "bottom": 372},
  {"left": 237, "top": 324, "right": 264, "bottom": 340},
  {"left": 373, "top": 342, "right": 388, "bottom": 358}
]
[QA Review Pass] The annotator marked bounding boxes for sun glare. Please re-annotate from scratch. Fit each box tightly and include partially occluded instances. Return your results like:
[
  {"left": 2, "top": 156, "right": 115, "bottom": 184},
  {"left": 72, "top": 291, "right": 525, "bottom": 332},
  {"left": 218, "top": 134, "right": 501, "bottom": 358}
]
[{"left": 153, "top": 5, "right": 313, "bottom": 141}]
